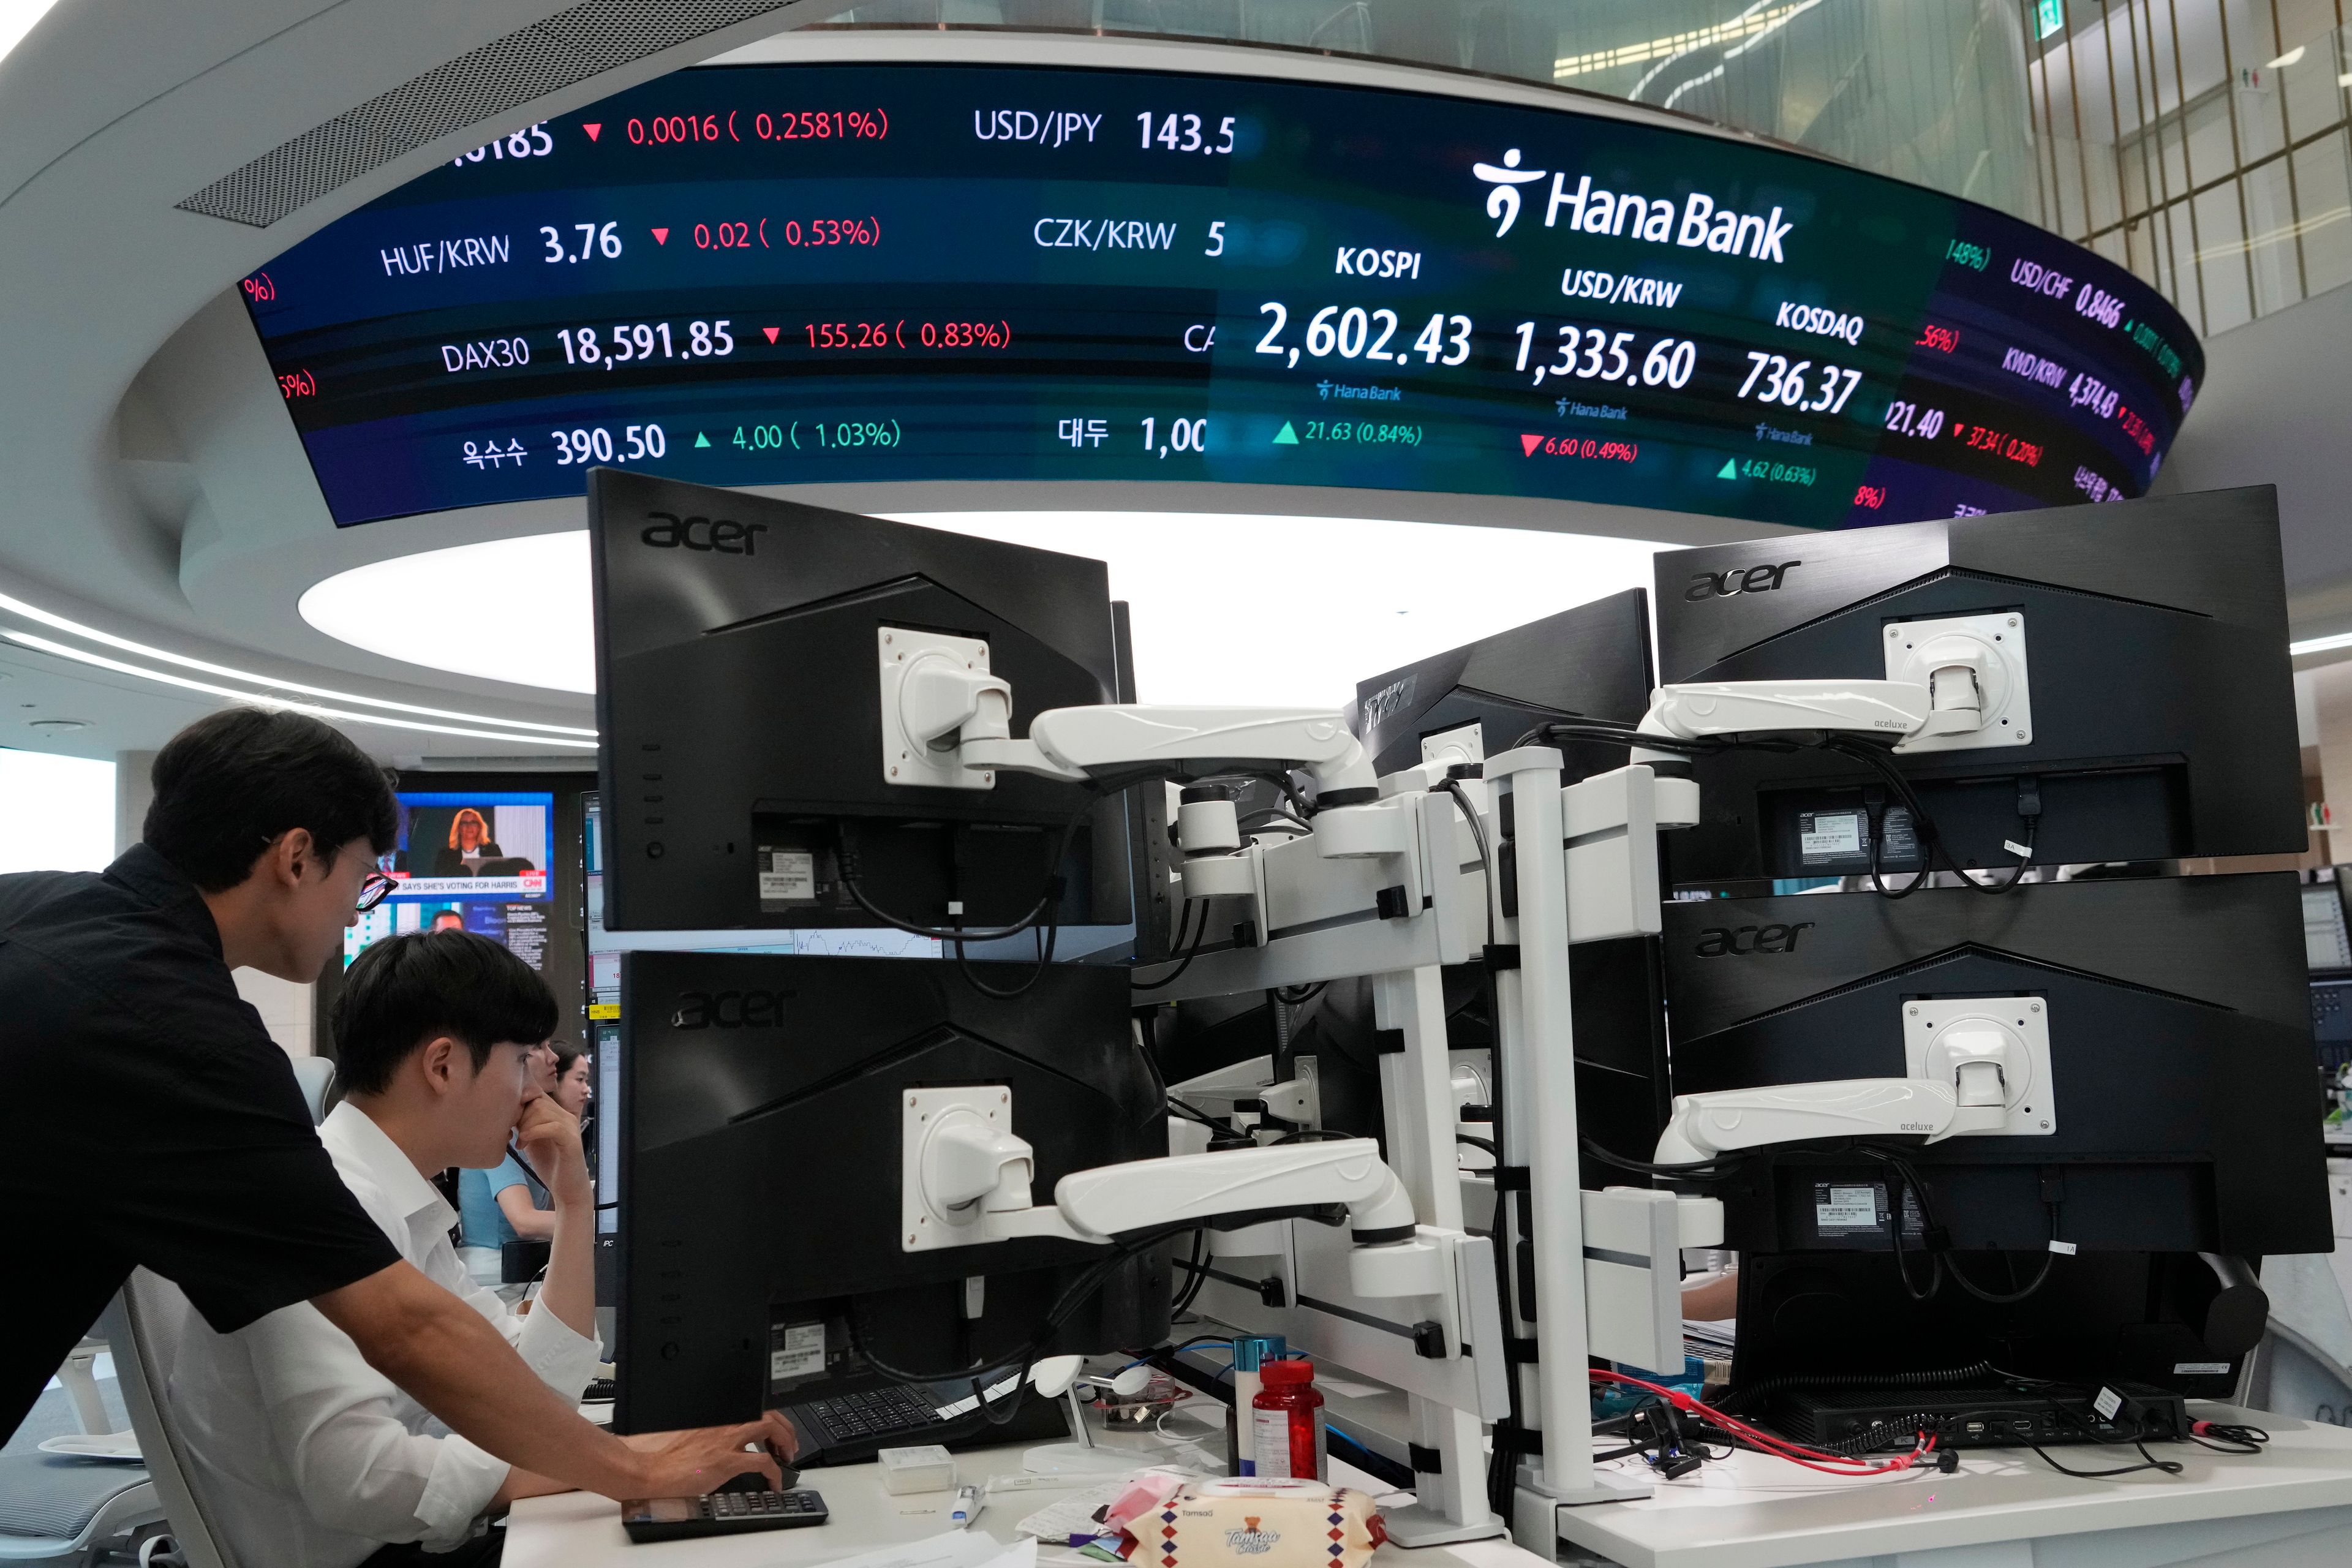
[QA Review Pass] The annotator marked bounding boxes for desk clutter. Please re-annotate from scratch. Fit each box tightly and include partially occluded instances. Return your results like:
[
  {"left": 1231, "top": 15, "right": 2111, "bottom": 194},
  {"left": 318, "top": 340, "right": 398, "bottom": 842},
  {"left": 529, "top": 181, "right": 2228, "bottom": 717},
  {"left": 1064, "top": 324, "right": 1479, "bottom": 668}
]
[{"left": 1012, "top": 1470, "right": 1385, "bottom": 1568}]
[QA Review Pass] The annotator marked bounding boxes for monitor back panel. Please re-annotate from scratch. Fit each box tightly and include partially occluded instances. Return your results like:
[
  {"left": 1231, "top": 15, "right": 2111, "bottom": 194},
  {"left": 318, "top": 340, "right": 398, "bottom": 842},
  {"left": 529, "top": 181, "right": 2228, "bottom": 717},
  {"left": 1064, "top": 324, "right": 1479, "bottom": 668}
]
[
  {"left": 1660, "top": 874, "right": 2331, "bottom": 1259},
  {"left": 1353, "top": 588, "right": 1655, "bottom": 782},
  {"left": 1650, "top": 488, "right": 2302, "bottom": 883},
  {"left": 589, "top": 470, "right": 1119, "bottom": 929},
  {"left": 614, "top": 952, "right": 1166, "bottom": 1432}
]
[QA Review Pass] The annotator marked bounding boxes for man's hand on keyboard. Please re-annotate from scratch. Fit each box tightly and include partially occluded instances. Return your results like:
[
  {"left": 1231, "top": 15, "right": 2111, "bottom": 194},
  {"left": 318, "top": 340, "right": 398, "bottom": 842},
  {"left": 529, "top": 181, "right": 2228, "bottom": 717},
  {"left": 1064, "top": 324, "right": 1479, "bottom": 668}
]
[{"left": 618, "top": 1410, "right": 804, "bottom": 1495}]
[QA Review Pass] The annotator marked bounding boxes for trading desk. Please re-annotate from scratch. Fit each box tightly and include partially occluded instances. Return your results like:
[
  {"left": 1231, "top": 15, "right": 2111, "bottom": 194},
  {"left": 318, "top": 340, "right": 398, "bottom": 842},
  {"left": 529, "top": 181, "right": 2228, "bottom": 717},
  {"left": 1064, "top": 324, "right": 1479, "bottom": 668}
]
[
  {"left": 502, "top": 1427, "right": 1534, "bottom": 1568},
  {"left": 509, "top": 1399, "right": 2352, "bottom": 1568}
]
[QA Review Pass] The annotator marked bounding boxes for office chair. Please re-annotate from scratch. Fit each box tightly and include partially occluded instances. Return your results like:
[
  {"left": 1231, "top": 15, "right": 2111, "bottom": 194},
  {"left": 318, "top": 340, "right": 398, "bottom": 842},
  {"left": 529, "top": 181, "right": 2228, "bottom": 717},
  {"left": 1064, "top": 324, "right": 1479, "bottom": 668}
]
[
  {"left": 288, "top": 1056, "right": 337, "bottom": 1125},
  {"left": 92, "top": 1060, "right": 337, "bottom": 1568},
  {"left": 99, "top": 1276, "right": 235, "bottom": 1568},
  {"left": 0, "top": 1452, "right": 164, "bottom": 1567}
]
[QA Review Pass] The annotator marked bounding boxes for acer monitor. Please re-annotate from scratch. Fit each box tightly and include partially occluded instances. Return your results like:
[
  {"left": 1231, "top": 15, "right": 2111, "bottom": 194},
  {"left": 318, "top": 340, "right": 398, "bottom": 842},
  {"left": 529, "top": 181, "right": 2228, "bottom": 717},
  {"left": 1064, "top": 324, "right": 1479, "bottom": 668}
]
[
  {"left": 612, "top": 951, "right": 1169, "bottom": 1438},
  {"left": 588, "top": 468, "right": 1129, "bottom": 933},
  {"left": 1349, "top": 588, "right": 1657, "bottom": 782},
  {"left": 1649, "top": 486, "right": 2304, "bottom": 886},
  {"left": 1659, "top": 872, "right": 2332, "bottom": 1390},
  {"left": 1147, "top": 937, "right": 1670, "bottom": 1191}
]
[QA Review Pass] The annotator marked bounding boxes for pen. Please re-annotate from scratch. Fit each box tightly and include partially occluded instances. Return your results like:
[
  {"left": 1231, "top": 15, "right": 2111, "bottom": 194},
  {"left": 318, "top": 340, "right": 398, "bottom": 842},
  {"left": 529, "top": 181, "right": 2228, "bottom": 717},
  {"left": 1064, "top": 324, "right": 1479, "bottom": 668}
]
[{"left": 952, "top": 1485, "right": 983, "bottom": 1529}]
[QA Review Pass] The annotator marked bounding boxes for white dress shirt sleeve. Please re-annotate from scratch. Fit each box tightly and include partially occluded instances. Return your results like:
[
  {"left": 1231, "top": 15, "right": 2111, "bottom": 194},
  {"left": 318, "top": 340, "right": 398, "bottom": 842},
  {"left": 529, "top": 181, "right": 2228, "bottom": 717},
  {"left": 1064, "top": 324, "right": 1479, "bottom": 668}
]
[{"left": 235, "top": 1302, "right": 510, "bottom": 1550}]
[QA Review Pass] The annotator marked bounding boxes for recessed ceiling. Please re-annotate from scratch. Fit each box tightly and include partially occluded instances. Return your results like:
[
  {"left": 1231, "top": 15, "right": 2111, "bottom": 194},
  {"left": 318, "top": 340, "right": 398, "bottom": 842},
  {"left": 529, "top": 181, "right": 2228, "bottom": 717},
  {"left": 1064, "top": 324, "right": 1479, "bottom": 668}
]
[{"left": 299, "top": 513, "right": 1668, "bottom": 709}]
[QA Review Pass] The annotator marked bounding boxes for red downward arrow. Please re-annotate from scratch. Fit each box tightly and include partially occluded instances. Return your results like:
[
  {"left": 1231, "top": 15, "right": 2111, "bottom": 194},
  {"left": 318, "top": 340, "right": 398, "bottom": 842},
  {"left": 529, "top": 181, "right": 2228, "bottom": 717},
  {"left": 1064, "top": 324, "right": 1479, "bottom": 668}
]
[
  {"left": 651, "top": 227, "right": 669, "bottom": 245},
  {"left": 1520, "top": 434, "right": 1544, "bottom": 456},
  {"left": 582, "top": 123, "right": 601, "bottom": 141},
  {"left": 762, "top": 326, "right": 780, "bottom": 344}
]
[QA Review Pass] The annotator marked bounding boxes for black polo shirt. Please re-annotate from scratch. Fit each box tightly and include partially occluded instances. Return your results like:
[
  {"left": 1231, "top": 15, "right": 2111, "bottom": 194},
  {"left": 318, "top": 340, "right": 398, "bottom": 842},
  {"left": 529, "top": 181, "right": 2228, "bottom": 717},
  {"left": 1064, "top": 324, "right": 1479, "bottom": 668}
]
[{"left": 0, "top": 843, "right": 401, "bottom": 1441}]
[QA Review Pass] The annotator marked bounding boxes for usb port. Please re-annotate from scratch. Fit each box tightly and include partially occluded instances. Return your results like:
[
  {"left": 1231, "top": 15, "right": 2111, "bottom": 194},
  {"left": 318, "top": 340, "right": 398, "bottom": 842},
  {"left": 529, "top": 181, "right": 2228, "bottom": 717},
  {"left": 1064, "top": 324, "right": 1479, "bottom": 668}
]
[{"left": 1963, "top": 1421, "right": 1986, "bottom": 1438}]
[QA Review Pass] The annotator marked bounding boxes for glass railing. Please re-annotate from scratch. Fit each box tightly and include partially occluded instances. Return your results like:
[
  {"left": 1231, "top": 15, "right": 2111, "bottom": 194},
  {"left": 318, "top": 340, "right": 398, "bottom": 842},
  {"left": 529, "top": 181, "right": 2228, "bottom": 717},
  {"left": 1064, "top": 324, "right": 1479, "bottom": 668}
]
[
  {"left": 2028, "top": 2, "right": 2352, "bottom": 337},
  {"left": 805, "top": 1, "right": 2045, "bottom": 221}
]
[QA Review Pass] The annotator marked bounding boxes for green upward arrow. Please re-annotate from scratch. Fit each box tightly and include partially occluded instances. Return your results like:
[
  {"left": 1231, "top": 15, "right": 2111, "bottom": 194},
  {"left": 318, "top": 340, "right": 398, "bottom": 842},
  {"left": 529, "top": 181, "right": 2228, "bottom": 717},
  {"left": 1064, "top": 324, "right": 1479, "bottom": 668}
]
[
  {"left": 1273, "top": 421, "right": 1299, "bottom": 445},
  {"left": 1717, "top": 458, "right": 1738, "bottom": 479},
  {"left": 693, "top": 431, "right": 712, "bottom": 448}
]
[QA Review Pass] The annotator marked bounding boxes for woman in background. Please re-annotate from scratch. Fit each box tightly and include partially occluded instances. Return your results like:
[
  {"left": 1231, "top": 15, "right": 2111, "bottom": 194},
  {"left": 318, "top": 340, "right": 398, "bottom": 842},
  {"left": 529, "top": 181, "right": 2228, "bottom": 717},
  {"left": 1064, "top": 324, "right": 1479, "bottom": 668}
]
[{"left": 432, "top": 808, "right": 502, "bottom": 876}]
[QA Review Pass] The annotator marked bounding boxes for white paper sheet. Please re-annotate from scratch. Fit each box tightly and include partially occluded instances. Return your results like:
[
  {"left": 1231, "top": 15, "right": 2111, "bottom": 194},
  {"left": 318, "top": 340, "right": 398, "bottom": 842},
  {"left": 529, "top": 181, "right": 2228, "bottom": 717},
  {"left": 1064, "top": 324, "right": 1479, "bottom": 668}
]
[{"left": 788, "top": 1528, "right": 1014, "bottom": 1568}]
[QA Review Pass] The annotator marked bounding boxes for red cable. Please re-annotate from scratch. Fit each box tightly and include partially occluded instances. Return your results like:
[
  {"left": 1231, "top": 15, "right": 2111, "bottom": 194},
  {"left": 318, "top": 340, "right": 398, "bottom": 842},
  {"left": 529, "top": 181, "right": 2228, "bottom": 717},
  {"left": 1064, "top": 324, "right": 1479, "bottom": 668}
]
[{"left": 1589, "top": 1369, "right": 1937, "bottom": 1477}]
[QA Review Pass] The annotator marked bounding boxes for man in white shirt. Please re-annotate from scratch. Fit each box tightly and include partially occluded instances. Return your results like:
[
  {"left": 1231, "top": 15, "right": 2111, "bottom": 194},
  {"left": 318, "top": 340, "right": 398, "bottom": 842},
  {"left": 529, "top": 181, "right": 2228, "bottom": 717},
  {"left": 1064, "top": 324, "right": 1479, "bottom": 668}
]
[{"left": 171, "top": 929, "right": 796, "bottom": 1567}]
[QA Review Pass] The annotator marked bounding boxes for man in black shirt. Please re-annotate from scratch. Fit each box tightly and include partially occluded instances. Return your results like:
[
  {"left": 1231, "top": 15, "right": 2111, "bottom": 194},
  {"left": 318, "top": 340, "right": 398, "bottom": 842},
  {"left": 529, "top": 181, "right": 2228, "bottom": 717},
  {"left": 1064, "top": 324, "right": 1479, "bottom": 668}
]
[{"left": 0, "top": 709, "right": 791, "bottom": 1501}]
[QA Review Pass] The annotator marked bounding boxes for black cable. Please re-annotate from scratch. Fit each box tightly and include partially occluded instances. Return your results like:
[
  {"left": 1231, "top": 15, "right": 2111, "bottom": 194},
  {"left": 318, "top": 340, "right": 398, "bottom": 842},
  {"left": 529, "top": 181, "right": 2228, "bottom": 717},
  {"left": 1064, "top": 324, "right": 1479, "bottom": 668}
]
[
  {"left": 1437, "top": 777, "right": 1491, "bottom": 890},
  {"left": 839, "top": 796, "right": 1098, "bottom": 941},
  {"left": 1578, "top": 1137, "right": 1745, "bottom": 1181},
  {"left": 1205, "top": 769, "right": 1315, "bottom": 820},
  {"left": 1170, "top": 1228, "right": 1210, "bottom": 1317},
  {"left": 2024, "top": 1439, "right": 2184, "bottom": 1479},
  {"left": 1239, "top": 807, "right": 1313, "bottom": 836},
  {"left": 1132, "top": 899, "right": 1210, "bottom": 990},
  {"left": 847, "top": 1222, "right": 1194, "bottom": 1390},
  {"left": 1456, "top": 1133, "right": 1498, "bottom": 1156},
  {"left": 1164, "top": 1096, "right": 1223, "bottom": 1129},
  {"left": 2188, "top": 1422, "right": 2269, "bottom": 1455},
  {"left": 1825, "top": 737, "right": 2036, "bottom": 898},
  {"left": 952, "top": 911, "right": 1061, "bottom": 999},
  {"left": 1273, "top": 981, "right": 1327, "bottom": 1005},
  {"left": 1511, "top": 718, "right": 2041, "bottom": 904},
  {"left": 1942, "top": 1209, "right": 2059, "bottom": 1305}
]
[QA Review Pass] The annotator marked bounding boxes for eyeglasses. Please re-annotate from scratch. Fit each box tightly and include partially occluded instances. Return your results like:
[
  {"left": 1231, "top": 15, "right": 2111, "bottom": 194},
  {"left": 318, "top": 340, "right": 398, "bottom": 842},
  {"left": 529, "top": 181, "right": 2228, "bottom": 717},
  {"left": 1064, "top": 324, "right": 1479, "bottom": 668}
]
[{"left": 357, "top": 870, "right": 399, "bottom": 912}]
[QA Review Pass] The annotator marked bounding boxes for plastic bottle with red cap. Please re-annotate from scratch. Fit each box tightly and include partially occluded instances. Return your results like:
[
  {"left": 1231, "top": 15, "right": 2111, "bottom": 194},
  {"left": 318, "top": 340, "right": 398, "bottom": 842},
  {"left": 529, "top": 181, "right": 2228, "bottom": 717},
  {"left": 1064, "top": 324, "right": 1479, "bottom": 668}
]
[{"left": 1250, "top": 1357, "right": 1326, "bottom": 1480}]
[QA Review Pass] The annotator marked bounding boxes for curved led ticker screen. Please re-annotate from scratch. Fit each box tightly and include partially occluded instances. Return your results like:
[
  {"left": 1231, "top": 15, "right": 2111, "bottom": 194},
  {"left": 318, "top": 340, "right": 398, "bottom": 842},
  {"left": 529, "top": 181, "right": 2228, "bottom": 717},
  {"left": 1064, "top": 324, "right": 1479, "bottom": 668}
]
[{"left": 242, "top": 61, "right": 2201, "bottom": 529}]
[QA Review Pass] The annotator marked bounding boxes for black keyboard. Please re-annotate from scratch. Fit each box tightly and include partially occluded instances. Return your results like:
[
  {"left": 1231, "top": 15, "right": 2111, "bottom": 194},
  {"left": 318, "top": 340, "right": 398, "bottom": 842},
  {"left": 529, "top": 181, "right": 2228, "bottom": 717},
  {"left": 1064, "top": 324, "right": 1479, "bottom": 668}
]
[
  {"left": 620, "top": 1488, "right": 827, "bottom": 1542},
  {"left": 785, "top": 1374, "right": 1071, "bottom": 1466},
  {"left": 801, "top": 1385, "right": 940, "bottom": 1444}
]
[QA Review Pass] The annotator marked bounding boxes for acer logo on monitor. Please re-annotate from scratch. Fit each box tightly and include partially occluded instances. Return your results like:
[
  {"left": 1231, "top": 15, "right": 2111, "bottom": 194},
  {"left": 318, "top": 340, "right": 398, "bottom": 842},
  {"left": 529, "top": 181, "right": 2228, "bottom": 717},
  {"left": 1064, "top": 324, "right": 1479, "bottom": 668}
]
[
  {"left": 1692, "top": 921, "right": 1814, "bottom": 956},
  {"left": 641, "top": 511, "right": 769, "bottom": 554},
  {"left": 1685, "top": 560, "right": 1801, "bottom": 601},
  {"left": 669, "top": 988, "right": 796, "bottom": 1028}
]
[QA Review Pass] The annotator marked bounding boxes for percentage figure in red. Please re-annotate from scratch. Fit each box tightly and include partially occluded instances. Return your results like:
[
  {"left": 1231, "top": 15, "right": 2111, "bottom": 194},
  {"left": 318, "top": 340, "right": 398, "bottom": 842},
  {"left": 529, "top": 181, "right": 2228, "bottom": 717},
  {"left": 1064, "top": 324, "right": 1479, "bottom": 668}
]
[
  {"left": 276, "top": 368, "right": 316, "bottom": 399},
  {"left": 1853, "top": 483, "right": 1887, "bottom": 509},
  {"left": 1523, "top": 434, "right": 1637, "bottom": 462},
  {"left": 241, "top": 273, "right": 277, "bottom": 303},
  {"left": 751, "top": 108, "right": 889, "bottom": 142},
  {"left": 1914, "top": 323, "right": 1960, "bottom": 353},
  {"left": 917, "top": 320, "right": 1011, "bottom": 349},
  {"left": 778, "top": 217, "right": 881, "bottom": 247}
]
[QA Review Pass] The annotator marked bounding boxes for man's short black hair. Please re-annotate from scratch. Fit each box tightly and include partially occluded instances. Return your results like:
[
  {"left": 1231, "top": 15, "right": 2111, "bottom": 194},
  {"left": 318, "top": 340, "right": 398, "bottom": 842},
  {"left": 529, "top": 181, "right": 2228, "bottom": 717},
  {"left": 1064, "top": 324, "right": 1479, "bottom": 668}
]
[
  {"left": 333, "top": 930, "right": 558, "bottom": 1096},
  {"left": 144, "top": 708, "right": 399, "bottom": 892}
]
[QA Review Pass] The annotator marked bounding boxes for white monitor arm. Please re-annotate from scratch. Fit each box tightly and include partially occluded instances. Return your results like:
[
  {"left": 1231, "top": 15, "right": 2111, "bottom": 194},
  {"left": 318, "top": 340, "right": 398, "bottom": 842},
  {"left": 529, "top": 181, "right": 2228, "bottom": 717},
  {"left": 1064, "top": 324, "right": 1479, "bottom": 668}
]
[
  {"left": 1634, "top": 621, "right": 2021, "bottom": 758},
  {"left": 903, "top": 1088, "right": 1436, "bottom": 1298},
  {"left": 1657, "top": 998, "right": 2058, "bottom": 1164},
  {"left": 1638, "top": 679, "right": 1940, "bottom": 747},
  {"left": 881, "top": 627, "right": 1377, "bottom": 799},
  {"left": 1654, "top": 1078, "right": 2009, "bottom": 1164}
]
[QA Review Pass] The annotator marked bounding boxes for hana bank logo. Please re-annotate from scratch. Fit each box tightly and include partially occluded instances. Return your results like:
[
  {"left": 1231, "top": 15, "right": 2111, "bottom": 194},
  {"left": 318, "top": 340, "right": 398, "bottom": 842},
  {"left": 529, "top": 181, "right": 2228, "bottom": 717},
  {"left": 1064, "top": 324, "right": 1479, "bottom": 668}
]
[
  {"left": 1472, "top": 149, "right": 1547, "bottom": 236},
  {"left": 1471, "top": 148, "right": 1796, "bottom": 262}
]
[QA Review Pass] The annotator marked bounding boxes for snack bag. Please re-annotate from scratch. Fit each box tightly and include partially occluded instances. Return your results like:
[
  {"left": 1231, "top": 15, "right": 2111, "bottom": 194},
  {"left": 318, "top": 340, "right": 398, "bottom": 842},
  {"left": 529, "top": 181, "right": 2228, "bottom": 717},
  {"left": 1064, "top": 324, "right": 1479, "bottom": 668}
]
[{"left": 1133, "top": 1478, "right": 1385, "bottom": 1568}]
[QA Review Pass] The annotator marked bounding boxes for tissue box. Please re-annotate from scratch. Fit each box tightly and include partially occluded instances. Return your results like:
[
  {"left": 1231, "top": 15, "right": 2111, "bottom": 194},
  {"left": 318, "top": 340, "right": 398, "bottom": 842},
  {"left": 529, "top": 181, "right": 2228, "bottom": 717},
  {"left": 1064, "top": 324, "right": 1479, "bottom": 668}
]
[{"left": 876, "top": 1444, "right": 957, "bottom": 1494}]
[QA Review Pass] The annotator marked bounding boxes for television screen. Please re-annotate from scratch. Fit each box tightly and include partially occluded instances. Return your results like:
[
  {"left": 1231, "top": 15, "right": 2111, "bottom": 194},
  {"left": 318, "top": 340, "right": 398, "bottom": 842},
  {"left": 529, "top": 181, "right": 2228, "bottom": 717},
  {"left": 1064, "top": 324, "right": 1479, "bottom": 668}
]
[{"left": 343, "top": 788, "right": 557, "bottom": 971}]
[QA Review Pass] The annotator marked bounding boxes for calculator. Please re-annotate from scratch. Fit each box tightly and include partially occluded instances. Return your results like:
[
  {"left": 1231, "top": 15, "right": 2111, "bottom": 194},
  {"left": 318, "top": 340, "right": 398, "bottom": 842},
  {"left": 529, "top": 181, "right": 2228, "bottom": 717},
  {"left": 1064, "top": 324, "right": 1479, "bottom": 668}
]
[{"left": 619, "top": 1487, "right": 829, "bottom": 1542}]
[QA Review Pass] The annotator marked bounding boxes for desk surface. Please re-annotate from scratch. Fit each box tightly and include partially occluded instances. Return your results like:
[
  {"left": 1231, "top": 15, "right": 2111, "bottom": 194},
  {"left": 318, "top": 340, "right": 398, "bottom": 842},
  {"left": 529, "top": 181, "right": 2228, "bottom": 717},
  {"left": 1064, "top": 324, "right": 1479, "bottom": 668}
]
[
  {"left": 1552, "top": 1403, "right": 2352, "bottom": 1568},
  {"left": 510, "top": 1401, "right": 2352, "bottom": 1568},
  {"left": 506, "top": 1411, "right": 1537, "bottom": 1568}
]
